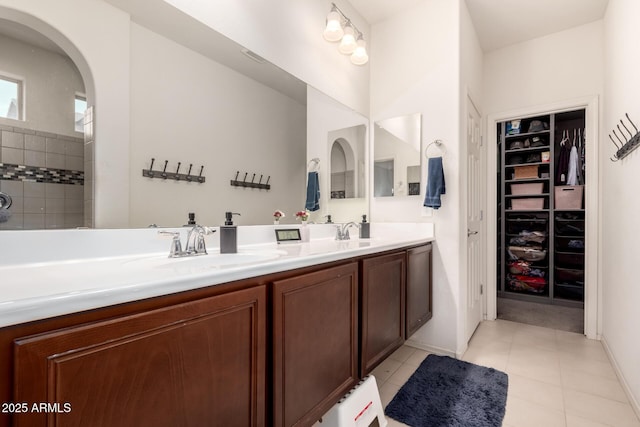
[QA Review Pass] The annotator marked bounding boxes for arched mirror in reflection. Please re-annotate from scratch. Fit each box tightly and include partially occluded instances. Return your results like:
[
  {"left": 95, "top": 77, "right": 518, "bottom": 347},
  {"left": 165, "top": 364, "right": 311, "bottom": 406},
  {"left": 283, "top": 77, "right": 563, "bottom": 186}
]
[
  {"left": 373, "top": 113, "right": 422, "bottom": 197},
  {"left": 328, "top": 125, "right": 365, "bottom": 199}
]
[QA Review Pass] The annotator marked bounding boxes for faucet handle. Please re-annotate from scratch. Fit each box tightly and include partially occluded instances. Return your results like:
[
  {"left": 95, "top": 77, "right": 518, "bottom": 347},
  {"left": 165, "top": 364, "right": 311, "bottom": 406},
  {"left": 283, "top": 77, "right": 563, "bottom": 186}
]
[{"left": 158, "top": 231, "right": 182, "bottom": 257}]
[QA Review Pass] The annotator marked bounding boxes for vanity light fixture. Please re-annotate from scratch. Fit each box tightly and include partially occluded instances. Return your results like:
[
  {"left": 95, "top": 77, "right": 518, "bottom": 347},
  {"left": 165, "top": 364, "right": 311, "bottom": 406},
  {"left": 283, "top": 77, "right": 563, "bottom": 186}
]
[{"left": 323, "top": 2, "right": 368, "bottom": 65}]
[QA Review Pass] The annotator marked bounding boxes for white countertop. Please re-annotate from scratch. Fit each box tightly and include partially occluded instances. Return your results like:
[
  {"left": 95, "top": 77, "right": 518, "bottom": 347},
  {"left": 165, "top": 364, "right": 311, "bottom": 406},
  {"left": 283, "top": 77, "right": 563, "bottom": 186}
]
[{"left": 0, "top": 223, "right": 434, "bottom": 328}]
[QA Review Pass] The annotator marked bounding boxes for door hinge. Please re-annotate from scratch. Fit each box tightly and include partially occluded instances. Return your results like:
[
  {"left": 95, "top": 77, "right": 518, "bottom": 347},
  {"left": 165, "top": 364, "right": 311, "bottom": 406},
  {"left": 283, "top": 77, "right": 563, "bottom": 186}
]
[
  {"left": 480, "top": 210, "right": 484, "bottom": 220},
  {"left": 480, "top": 284, "right": 483, "bottom": 295}
]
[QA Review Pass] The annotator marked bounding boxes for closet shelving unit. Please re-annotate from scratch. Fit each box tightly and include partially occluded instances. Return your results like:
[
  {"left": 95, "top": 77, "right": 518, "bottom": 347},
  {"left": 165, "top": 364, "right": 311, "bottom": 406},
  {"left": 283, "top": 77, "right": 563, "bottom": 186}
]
[{"left": 498, "top": 110, "right": 586, "bottom": 308}]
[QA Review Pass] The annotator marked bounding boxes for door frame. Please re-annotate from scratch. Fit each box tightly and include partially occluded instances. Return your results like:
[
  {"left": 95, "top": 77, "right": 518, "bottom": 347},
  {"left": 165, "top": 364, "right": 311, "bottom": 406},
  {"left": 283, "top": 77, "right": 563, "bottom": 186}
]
[{"left": 485, "top": 96, "right": 600, "bottom": 339}]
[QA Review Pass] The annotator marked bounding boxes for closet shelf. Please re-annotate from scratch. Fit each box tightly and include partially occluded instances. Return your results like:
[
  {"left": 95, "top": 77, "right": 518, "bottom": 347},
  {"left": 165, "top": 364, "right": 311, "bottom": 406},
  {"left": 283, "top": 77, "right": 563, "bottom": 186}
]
[
  {"left": 505, "top": 146, "right": 550, "bottom": 154},
  {"left": 499, "top": 109, "right": 586, "bottom": 307},
  {"left": 505, "top": 178, "right": 548, "bottom": 184},
  {"left": 506, "top": 193, "right": 550, "bottom": 198},
  {"left": 505, "top": 161, "right": 550, "bottom": 168},
  {"left": 505, "top": 130, "right": 551, "bottom": 139}
]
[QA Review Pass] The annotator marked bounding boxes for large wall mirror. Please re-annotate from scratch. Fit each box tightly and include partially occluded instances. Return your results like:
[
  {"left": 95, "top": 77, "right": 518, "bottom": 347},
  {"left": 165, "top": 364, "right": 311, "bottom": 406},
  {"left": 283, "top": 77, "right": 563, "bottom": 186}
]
[
  {"left": 374, "top": 113, "right": 422, "bottom": 198},
  {"left": 0, "top": 4, "right": 371, "bottom": 229}
]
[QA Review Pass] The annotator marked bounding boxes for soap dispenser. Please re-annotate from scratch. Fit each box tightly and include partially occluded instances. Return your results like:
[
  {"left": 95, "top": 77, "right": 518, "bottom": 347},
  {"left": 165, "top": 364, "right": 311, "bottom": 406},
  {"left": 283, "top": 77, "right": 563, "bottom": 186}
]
[
  {"left": 359, "top": 214, "right": 370, "bottom": 239},
  {"left": 220, "top": 212, "right": 240, "bottom": 253},
  {"left": 184, "top": 212, "right": 197, "bottom": 226}
]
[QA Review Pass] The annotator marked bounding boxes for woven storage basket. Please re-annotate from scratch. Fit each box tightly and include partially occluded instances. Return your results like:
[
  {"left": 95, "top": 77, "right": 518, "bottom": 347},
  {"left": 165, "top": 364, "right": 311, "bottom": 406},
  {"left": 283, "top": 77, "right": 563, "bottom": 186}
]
[{"left": 555, "top": 185, "right": 584, "bottom": 209}]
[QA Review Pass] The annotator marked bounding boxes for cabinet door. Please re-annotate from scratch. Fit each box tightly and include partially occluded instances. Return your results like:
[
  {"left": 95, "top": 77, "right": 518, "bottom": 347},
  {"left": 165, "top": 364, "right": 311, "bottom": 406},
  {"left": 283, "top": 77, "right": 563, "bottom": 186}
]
[
  {"left": 272, "top": 263, "right": 359, "bottom": 427},
  {"left": 406, "top": 244, "right": 433, "bottom": 338},
  {"left": 361, "top": 252, "right": 406, "bottom": 376},
  {"left": 13, "top": 286, "right": 266, "bottom": 427}
]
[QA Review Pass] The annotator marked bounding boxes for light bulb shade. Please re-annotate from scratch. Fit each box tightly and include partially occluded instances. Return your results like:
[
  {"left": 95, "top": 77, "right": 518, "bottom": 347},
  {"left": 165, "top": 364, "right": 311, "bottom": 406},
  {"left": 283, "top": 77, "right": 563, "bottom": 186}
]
[
  {"left": 350, "top": 37, "right": 368, "bottom": 65},
  {"left": 323, "top": 10, "right": 343, "bottom": 42},
  {"left": 339, "top": 23, "right": 357, "bottom": 54}
]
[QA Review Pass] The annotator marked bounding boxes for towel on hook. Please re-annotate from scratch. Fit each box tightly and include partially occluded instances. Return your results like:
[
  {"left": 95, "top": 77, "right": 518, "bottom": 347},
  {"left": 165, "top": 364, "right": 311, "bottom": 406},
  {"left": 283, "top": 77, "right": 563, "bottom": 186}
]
[
  {"left": 424, "top": 156, "right": 445, "bottom": 209},
  {"left": 305, "top": 171, "right": 320, "bottom": 211}
]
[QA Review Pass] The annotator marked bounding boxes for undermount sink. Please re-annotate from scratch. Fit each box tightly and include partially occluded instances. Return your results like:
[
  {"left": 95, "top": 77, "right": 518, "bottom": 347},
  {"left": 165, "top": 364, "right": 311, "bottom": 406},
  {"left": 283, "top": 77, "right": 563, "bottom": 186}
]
[{"left": 122, "top": 249, "right": 286, "bottom": 273}]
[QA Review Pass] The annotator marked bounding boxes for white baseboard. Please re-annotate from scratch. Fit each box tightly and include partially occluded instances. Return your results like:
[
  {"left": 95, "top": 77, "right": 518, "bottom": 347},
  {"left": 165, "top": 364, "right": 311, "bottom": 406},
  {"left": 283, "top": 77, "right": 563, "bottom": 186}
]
[
  {"left": 601, "top": 335, "right": 640, "bottom": 420},
  {"left": 404, "top": 339, "right": 457, "bottom": 358}
]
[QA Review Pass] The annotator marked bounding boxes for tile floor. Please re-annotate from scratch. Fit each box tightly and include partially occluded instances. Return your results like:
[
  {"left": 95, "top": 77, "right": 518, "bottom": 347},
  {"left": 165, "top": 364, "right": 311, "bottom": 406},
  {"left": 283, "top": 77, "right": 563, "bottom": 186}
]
[{"left": 373, "top": 319, "right": 640, "bottom": 427}]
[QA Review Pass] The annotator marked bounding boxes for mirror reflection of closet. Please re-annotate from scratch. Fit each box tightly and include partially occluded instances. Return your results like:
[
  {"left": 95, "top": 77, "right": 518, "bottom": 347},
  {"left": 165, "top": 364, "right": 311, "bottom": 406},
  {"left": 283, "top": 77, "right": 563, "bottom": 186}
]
[
  {"left": 374, "top": 113, "right": 422, "bottom": 197},
  {"left": 328, "top": 125, "right": 365, "bottom": 199}
]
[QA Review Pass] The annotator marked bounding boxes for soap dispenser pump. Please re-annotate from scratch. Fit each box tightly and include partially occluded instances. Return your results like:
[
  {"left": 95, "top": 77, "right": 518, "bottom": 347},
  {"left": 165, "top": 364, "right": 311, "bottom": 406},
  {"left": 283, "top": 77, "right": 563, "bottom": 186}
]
[
  {"left": 220, "top": 212, "right": 240, "bottom": 253},
  {"left": 184, "top": 212, "right": 197, "bottom": 226},
  {"left": 359, "top": 214, "right": 370, "bottom": 239}
]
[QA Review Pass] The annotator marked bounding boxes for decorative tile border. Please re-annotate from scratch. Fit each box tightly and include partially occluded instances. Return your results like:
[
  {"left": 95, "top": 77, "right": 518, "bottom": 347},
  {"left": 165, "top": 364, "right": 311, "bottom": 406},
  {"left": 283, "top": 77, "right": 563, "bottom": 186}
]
[{"left": 0, "top": 163, "right": 84, "bottom": 185}]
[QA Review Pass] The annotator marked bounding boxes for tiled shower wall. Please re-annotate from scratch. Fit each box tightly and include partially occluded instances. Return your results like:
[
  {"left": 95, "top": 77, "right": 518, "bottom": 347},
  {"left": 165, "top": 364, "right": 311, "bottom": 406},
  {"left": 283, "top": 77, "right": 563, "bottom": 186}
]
[{"left": 0, "top": 124, "right": 84, "bottom": 229}]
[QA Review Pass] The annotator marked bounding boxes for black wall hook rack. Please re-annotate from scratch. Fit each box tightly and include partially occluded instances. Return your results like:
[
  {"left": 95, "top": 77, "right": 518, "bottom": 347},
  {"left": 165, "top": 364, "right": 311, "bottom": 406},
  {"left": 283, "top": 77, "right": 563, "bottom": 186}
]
[
  {"left": 230, "top": 171, "right": 271, "bottom": 190},
  {"left": 142, "top": 158, "right": 206, "bottom": 183},
  {"left": 610, "top": 113, "right": 640, "bottom": 162}
]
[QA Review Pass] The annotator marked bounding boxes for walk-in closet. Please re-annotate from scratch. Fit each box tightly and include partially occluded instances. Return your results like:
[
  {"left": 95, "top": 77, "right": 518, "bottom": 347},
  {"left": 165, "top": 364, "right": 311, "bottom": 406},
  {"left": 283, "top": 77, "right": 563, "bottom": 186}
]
[{"left": 496, "top": 109, "right": 586, "bottom": 332}]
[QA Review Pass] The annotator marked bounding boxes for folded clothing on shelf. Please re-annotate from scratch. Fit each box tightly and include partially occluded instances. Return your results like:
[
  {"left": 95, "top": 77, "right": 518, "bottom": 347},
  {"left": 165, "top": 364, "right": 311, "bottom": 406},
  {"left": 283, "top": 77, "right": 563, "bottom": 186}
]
[
  {"left": 507, "top": 274, "right": 547, "bottom": 293},
  {"left": 508, "top": 260, "right": 546, "bottom": 278},
  {"left": 508, "top": 246, "right": 547, "bottom": 262}
]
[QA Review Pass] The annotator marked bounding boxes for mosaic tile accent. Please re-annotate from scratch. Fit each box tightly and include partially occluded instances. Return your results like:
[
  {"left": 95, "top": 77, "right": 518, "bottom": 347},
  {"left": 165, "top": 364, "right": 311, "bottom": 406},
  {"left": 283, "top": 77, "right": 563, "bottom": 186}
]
[{"left": 0, "top": 163, "right": 84, "bottom": 185}]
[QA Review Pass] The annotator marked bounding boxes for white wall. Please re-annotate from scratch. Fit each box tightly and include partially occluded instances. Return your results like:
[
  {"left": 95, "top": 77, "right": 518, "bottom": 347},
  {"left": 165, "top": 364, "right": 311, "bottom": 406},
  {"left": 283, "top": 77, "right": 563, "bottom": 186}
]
[
  {"left": 128, "top": 23, "right": 306, "bottom": 227},
  {"left": 602, "top": 0, "right": 640, "bottom": 412},
  {"left": 483, "top": 21, "right": 604, "bottom": 116},
  {"left": 0, "top": 33, "right": 85, "bottom": 137},
  {"left": 370, "top": 0, "right": 462, "bottom": 355},
  {"left": 306, "top": 86, "right": 368, "bottom": 224},
  {"left": 163, "top": 0, "right": 370, "bottom": 116}
]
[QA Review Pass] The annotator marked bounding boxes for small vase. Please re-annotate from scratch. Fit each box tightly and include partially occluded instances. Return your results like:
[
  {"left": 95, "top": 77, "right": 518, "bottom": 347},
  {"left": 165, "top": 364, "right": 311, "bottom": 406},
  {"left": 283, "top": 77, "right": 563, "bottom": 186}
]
[
  {"left": 273, "top": 219, "right": 280, "bottom": 225},
  {"left": 300, "top": 220, "right": 310, "bottom": 242}
]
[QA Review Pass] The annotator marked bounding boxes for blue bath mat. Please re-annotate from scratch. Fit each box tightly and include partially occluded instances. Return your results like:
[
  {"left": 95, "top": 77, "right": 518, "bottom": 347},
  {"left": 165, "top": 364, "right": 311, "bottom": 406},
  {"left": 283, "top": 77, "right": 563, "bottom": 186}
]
[{"left": 385, "top": 354, "right": 508, "bottom": 427}]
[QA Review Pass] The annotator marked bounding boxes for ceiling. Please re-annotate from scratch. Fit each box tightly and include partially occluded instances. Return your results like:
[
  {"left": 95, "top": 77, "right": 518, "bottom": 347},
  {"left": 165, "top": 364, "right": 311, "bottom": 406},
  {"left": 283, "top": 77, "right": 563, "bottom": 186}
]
[{"left": 348, "top": 0, "right": 609, "bottom": 51}]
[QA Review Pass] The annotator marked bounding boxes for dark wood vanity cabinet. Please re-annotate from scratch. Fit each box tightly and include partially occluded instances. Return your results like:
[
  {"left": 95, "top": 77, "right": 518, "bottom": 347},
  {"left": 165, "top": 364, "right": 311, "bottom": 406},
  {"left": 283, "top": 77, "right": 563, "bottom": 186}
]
[
  {"left": 1, "top": 242, "right": 433, "bottom": 427},
  {"left": 272, "top": 263, "right": 359, "bottom": 427},
  {"left": 406, "top": 243, "right": 433, "bottom": 338},
  {"left": 360, "top": 252, "right": 406, "bottom": 376},
  {"left": 10, "top": 285, "right": 267, "bottom": 427}
]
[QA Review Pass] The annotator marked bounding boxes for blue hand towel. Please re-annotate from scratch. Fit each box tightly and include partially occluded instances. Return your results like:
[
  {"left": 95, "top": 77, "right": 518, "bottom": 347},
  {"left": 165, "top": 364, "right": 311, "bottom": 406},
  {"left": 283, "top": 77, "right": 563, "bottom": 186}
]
[
  {"left": 305, "top": 171, "right": 320, "bottom": 211},
  {"left": 424, "top": 157, "right": 445, "bottom": 209}
]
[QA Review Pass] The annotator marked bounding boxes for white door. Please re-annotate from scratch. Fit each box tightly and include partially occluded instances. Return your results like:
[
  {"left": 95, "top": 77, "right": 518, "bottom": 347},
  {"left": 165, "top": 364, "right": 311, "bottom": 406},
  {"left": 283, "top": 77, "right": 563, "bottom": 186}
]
[{"left": 466, "top": 96, "right": 485, "bottom": 342}]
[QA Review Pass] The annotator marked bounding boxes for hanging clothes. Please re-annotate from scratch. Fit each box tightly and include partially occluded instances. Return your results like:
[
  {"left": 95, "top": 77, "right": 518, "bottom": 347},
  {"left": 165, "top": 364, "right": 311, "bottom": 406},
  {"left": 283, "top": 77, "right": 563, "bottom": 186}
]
[
  {"left": 566, "top": 145, "right": 579, "bottom": 185},
  {"left": 556, "top": 131, "right": 570, "bottom": 185},
  {"left": 565, "top": 129, "right": 580, "bottom": 186}
]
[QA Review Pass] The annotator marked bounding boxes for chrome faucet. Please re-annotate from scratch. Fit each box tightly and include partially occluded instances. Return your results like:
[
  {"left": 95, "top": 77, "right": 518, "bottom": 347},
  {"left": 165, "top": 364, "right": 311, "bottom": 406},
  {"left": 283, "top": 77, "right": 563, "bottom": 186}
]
[
  {"left": 159, "top": 225, "right": 215, "bottom": 258},
  {"left": 335, "top": 222, "right": 359, "bottom": 241}
]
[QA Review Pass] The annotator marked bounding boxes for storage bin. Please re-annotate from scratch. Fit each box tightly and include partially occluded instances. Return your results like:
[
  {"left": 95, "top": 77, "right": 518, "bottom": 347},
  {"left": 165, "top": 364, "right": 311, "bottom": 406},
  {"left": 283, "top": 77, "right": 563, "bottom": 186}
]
[
  {"left": 511, "top": 198, "right": 544, "bottom": 210},
  {"left": 556, "top": 236, "right": 584, "bottom": 252},
  {"left": 556, "top": 267, "right": 584, "bottom": 282},
  {"left": 555, "top": 251, "right": 585, "bottom": 267},
  {"left": 514, "top": 165, "right": 539, "bottom": 179},
  {"left": 506, "top": 218, "right": 548, "bottom": 234},
  {"left": 555, "top": 283, "right": 583, "bottom": 300},
  {"left": 511, "top": 183, "right": 543, "bottom": 195},
  {"left": 555, "top": 218, "right": 585, "bottom": 235},
  {"left": 555, "top": 185, "right": 584, "bottom": 209}
]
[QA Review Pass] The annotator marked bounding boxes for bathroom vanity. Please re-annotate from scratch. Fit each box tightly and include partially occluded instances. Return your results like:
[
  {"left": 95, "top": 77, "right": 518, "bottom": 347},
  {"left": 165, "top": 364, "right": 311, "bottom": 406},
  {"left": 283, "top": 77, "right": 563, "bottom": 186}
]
[{"left": 0, "top": 224, "right": 433, "bottom": 427}]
